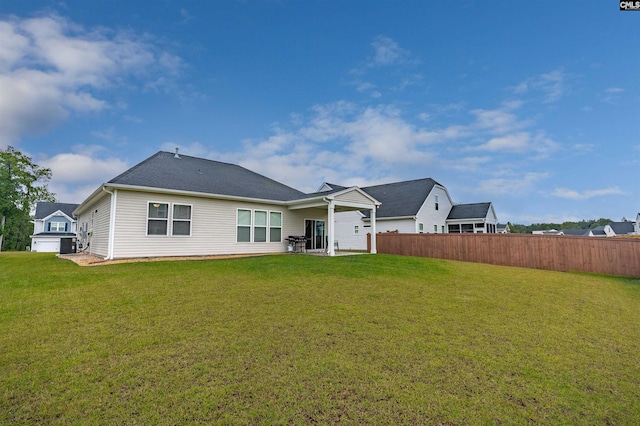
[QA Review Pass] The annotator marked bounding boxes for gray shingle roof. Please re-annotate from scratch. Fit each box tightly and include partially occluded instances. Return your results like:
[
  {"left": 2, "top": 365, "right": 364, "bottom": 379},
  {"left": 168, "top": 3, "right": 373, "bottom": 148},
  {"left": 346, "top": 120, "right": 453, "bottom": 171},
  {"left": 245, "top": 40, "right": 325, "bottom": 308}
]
[
  {"left": 34, "top": 202, "right": 79, "bottom": 219},
  {"left": 447, "top": 203, "right": 491, "bottom": 220},
  {"left": 109, "top": 151, "right": 306, "bottom": 202},
  {"left": 609, "top": 222, "right": 635, "bottom": 235},
  {"left": 357, "top": 178, "right": 440, "bottom": 219},
  {"left": 562, "top": 229, "right": 592, "bottom": 236}
]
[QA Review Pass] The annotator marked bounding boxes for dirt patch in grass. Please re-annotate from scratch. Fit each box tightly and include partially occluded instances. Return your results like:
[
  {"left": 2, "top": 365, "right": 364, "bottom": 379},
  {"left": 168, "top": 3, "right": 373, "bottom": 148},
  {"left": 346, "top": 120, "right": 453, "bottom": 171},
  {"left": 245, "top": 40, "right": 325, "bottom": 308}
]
[{"left": 58, "top": 252, "right": 276, "bottom": 266}]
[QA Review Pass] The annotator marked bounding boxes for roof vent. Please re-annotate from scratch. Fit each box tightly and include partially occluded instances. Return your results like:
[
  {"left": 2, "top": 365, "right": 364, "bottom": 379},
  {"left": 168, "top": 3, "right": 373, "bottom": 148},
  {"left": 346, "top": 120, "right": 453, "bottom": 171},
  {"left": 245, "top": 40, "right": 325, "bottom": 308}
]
[{"left": 174, "top": 148, "right": 180, "bottom": 159}]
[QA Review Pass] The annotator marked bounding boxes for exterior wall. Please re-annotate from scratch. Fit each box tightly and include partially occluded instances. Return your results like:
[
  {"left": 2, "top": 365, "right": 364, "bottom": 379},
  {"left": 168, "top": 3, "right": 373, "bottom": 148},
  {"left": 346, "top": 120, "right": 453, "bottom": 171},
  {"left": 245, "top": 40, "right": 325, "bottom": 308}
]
[
  {"left": 415, "top": 186, "right": 452, "bottom": 234},
  {"left": 43, "top": 216, "right": 73, "bottom": 233},
  {"left": 333, "top": 211, "right": 368, "bottom": 250},
  {"left": 333, "top": 190, "right": 373, "bottom": 205},
  {"left": 76, "top": 193, "right": 111, "bottom": 257},
  {"left": 111, "top": 190, "right": 326, "bottom": 259}
]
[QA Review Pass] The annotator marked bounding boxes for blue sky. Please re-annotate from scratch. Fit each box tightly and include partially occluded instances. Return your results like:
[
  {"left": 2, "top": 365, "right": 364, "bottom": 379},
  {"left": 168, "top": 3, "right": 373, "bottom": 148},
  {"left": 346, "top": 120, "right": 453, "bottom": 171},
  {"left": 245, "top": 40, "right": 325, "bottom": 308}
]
[{"left": 1, "top": 1, "right": 638, "bottom": 224}]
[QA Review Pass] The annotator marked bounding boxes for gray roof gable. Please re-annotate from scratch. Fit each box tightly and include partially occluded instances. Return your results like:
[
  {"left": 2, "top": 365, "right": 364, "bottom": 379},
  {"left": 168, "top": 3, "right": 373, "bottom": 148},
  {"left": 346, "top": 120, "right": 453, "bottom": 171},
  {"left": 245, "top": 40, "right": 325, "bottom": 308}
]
[
  {"left": 359, "top": 178, "right": 440, "bottom": 218},
  {"left": 447, "top": 202, "right": 491, "bottom": 220},
  {"left": 609, "top": 221, "right": 635, "bottom": 235},
  {"left": 34, "top": 202, "right": 79, "bottom": 219},
  {"left": 108, "top": 151, "right": 306, "bottom": 202}
]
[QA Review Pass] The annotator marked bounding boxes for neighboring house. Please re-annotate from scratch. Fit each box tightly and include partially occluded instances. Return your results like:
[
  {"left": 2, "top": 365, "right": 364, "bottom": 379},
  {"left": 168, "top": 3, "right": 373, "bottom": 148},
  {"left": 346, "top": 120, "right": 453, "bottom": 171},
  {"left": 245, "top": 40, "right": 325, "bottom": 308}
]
[
  {"left": 532, "top": 229, "right": 563, "bottom": 235},
  {"left": 446, "top": 202, "right": 498, "bottom": 234},
  {"left": 73, "top": 151, "right": 380, "bottom": 260},
  {"left": 328, "top": 178, "right": 454, "bottom": 250},
  {"left": 636, "top": 213, "right": 640, "bottom": 235},
  {"left": 608, "top": 220, "right": 635, "bottom": 236},
  {"left": 591, "top": 226, "right": 609, "bottom": 237},
  {"left": 561, "top": 229, "right": 594, "bottom": 237},
  {"left": 497, "top": 223, "right": 510, "bottom": 234},
  {"left": 328, "top": 179, "right": 498, "bottom": 250},
  {"left": 30, "top": 202, "right": 79, "bottom": 252}
]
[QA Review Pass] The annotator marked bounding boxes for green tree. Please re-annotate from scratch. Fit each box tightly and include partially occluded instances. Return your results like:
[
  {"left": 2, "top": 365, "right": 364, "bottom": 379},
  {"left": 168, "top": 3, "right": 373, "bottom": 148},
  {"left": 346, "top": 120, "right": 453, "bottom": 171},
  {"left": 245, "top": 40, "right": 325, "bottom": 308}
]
[{"left": 0, "top": 146, "right": 56, "bottom": 251}]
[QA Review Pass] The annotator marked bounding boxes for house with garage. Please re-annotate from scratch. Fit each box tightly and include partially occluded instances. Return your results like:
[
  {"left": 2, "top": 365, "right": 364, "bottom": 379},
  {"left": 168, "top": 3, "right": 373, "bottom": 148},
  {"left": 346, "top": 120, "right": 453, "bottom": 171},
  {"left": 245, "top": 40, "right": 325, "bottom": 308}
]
[
  {"left": 325, "top": 180, "right": 499, "bottom": 250},
  {"left": 30, "top": 202, "right": 79, "bottom": 252},
  {"left": 73, "top": 151, "right": 380, "bottom": 260}
]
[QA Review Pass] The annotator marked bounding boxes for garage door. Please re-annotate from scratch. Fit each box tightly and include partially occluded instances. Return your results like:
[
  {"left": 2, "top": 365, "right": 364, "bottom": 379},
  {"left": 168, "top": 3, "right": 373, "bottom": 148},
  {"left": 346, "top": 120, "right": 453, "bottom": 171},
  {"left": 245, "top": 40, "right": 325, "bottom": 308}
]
[{"left": 34, "top": 239, "right": 60, "bottom": 252}]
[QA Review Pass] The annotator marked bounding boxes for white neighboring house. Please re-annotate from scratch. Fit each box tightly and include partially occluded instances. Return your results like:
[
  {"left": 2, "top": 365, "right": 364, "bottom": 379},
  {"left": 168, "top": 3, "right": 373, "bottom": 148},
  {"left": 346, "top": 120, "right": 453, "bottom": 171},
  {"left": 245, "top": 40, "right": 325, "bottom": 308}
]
[
  {"left": 636, "top": 213, "right": 640, "bottom": 235},
  {"left": 73, "top": 151, "right": 380, "bottom": 260},
  {"left": 327, "top": 179, "right": 499, "bottom": 251},
  {"left": 30, "top": 202, "right": 79, "bottom": 252}
]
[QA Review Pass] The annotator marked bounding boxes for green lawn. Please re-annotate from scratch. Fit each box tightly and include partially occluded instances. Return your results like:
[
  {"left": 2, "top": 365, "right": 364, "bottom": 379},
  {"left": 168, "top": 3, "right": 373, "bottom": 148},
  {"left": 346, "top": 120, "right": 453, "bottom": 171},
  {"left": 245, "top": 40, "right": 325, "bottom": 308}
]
[{"left": 1, "top": 252, "right": 639, "bottom": 424}]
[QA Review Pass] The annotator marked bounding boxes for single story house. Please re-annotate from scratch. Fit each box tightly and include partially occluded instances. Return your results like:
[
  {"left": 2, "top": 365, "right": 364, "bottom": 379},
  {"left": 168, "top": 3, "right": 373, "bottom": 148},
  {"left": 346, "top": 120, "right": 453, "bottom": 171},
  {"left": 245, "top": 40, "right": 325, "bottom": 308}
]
[
  {"left": 30, "top": 202, "right": 79, "bottom": 252},
  {"left": 324, "top": 180, "right": 499, "bottom": 251},
  {"left": 73, "top": 151, "right": 380, "bottom": 260}
]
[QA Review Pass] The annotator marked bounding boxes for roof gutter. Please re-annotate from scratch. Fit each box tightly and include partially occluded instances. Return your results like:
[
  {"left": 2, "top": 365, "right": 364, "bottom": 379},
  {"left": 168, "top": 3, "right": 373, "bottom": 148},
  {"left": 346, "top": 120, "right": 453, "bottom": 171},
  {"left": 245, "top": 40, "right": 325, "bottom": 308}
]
[{"left": 104, "top": 183, "right": 291, "bottom": 206}]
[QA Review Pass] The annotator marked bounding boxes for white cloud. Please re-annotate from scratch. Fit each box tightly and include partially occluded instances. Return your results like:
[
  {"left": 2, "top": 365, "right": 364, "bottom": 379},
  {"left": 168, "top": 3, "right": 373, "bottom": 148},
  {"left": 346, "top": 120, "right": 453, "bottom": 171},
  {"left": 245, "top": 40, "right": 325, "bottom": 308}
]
[
  {"left": 42, "top": 152, "right": 127, "bottom": 183},
  {"left": 478, "top": 172, "right": 549, "bottom": 195},
  {"left": 370, "top": 35, "right": 410, "bottom": 66},
  {"left": 37, "top": 147, "right": 129, "bottom": 203},
  {"left": 0, "top": 14, "right": 183, "bottom": 148},
  {"left": 551, "top": 187, "right": 624, "bottom": 200},
  {"left": 512, "top": 68, "right": 568, "bottom": 103}
]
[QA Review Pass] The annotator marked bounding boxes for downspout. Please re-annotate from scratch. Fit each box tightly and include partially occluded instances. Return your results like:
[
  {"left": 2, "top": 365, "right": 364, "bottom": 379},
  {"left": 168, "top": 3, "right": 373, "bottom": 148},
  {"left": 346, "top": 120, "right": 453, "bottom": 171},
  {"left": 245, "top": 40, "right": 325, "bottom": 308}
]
[{"left": 102, "top": 186, "right": 117, "bottom": 260}]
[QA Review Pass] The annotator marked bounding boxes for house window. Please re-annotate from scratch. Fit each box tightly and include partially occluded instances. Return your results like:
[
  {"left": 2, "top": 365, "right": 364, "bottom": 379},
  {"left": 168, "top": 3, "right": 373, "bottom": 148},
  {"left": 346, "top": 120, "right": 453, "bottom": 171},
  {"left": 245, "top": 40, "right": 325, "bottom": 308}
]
[
  {"left": 354, "top": 225, "right": 360, "bottom": 235},
  {"left": 462, "top": 224, "right": 474, "bottom": 233},
  {"left": 434, "top": 224, "right": 438, "bottom": 233},
  {"left": 418, "top": 223, "right": 424, "bottom": 233},
  {"left": 172, "top": 204, "right": 192, "bottom": 236},
  {"left": 254, "top": 210, "right": 267, "bottom": 242},
  {"left": 441, "top": 226, "right": 445, "bottom": 234},
  {"left": 148, "top": 203, "right": 169, "bottom": 235},
  {"left": 237, "top": 209, "right": 251, "bottom": 242},
  {"left": 435, "top": 195, "right": 439, "bottom": 211},
  {"left": 50, "top": 222, "right": 66, "bottom": 232},
  {"left": 448, "top": 224, "right": 461, "bottom": 233},
  {"left": 270, "top": 212, "right": 282, "bottom": 242}
]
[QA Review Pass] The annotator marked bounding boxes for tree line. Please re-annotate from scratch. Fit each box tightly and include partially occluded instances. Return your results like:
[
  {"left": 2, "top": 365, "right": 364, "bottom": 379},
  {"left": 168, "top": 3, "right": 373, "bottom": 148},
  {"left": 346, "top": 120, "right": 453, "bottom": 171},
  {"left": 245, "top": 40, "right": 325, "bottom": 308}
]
[{"left": 1, "top": 146, "right": 56, "bottom": 251}]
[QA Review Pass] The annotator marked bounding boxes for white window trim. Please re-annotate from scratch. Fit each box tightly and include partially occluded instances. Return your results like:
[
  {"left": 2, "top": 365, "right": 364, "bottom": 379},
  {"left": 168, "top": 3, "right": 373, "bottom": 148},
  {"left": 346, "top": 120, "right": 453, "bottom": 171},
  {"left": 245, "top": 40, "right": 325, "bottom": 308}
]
[
  {"left": 147, "top": 201, "right": 169, "bottom": 237},
  {"left": 236, "top": 208, "right": 284, "bottom": 243},
  {"left": 269, "top": 211, "right": 283, "bottom": 243},
  {"left": 50, "top": 222, "right": 66, "bottom": 232},
  {"left": 172, "top": 203, "right": 193, "bottom": 237},
  {"left": 237, "top": 208, "right": 253, "bottom": 243},
  {"left": 254, "top": 210, "right": 268, "bottom": 243},
  {"left": 418, "top": 223, "right": 424, "bottom": 234},
  {"left": 354, "top": 225, "right": 360, "bottom": 235}
]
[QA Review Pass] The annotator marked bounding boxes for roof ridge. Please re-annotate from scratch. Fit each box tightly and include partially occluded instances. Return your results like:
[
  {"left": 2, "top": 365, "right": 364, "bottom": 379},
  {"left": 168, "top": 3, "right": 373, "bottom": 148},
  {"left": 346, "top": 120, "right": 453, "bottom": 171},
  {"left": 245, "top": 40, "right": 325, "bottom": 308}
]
[{"left": 362, "top": 177, "right": 435, "bottom": 190}]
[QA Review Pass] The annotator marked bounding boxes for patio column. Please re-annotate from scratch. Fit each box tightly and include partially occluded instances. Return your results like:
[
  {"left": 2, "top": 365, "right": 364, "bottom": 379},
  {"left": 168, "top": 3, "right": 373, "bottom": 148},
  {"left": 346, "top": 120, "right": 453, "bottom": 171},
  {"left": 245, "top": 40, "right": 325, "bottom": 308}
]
[
  {"left": 327, "top": 200, "right": 335, "bottom": 256},
  {"left": 370, "top": 207, "right": 377, "bottom": 254}
]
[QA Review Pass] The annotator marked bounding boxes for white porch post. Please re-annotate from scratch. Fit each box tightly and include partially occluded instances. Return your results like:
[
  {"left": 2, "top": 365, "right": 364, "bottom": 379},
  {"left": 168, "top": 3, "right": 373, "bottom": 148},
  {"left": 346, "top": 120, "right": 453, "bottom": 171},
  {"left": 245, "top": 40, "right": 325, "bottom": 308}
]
[
  {"left": 370, "top": 207, "right": 377, "bottom": 254},
  {"left": 328, "top": 200, "right": 335, "bottom": 256}
]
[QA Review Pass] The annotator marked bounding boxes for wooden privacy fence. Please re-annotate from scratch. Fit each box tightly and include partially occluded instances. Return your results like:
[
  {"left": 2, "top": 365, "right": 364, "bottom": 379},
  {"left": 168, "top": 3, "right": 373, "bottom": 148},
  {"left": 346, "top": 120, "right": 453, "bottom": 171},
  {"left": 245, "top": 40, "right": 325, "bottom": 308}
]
[{"left": 368, "top": 233, "right": 640, "bottom": 277}]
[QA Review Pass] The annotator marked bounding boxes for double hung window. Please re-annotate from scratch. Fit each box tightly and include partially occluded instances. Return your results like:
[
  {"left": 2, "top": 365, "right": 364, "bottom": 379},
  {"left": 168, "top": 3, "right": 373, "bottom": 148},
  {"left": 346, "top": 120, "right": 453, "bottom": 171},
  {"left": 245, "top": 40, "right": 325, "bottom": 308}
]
[
  {"left": 148, "top": 202, "right": 192, "bottom": 236},
  {"left": 148, "top": 203, "right": 169, "bottom": 235}
]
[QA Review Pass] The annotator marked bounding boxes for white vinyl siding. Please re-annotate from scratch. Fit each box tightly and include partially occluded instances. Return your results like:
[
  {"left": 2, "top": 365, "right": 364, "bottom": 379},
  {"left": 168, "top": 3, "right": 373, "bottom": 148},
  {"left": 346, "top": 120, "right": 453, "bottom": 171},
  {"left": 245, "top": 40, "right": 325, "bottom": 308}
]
[
  {"left": 110, "top": 190, "right": 320, "bottom": 259},
  {"left": 415, "top": 185, "right": 452, "bottom": 234},
  {"left": 334, "top": 190, "right": 373, "bottom": 205},
  {"left": 76, "top": 193, "right": 111, "bottom": 257}
]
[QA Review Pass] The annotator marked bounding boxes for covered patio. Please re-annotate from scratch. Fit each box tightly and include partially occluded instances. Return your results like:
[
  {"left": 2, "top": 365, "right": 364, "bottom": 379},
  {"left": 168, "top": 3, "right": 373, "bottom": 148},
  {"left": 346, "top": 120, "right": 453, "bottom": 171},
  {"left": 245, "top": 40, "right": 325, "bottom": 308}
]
[{"left": 287, "top": 186, "right": 381, "bottom": 256}]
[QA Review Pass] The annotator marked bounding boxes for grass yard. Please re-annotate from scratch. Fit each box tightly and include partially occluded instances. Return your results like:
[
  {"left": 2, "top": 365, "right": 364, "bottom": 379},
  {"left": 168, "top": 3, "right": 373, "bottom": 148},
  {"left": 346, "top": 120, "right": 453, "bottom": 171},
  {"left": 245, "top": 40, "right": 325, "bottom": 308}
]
[{"left": 1, "top": 252, "right": 639, "bottom": 424}]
